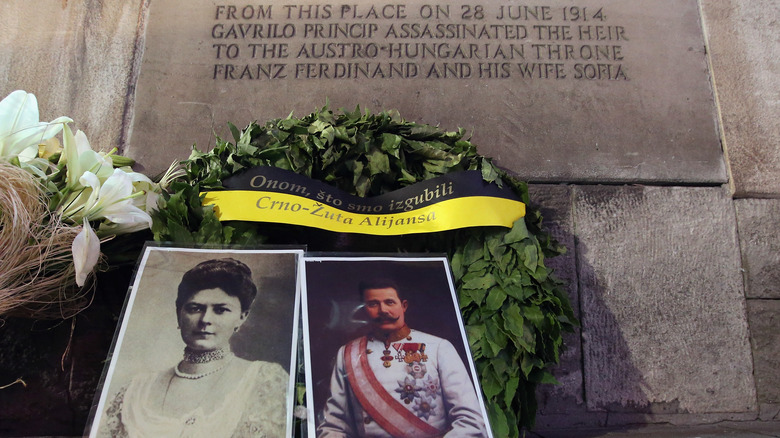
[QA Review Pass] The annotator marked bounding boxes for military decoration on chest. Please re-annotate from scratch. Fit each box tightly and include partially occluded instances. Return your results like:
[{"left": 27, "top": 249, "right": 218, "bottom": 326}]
[
  {"left": 394, "top": 342, "right": 427, "bottom": 365},
  {"left": 381, "top": 343, "right": 394, "bottom": 368},
  {"left": 372, "top": 336, "right": 428, "bottom": 368},
  {"left": 391, "top": 342, "right": 442, "bottom": 419}
]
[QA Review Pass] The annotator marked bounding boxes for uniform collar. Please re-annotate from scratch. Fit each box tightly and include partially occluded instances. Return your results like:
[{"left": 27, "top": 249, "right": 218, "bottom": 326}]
[{"left": 370, "top": 325, "right": 412, "bottom": 345}]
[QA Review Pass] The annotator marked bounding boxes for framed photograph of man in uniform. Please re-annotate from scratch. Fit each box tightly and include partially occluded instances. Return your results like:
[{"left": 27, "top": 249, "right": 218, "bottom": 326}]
[
  {"left": 302, "top": 255, "right": 493, "bottom": 438},
  {"left": 87, "top": 245, "right": 304, "bottom": 438}
]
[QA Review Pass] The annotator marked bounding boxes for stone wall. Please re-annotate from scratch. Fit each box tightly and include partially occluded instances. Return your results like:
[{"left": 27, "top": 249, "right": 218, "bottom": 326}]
[
  {"left": 0, "top": 0, "right": 778, "bottom": 435},
  {"left": 531, "top": 0, "right": 780, "bottom": 430}
]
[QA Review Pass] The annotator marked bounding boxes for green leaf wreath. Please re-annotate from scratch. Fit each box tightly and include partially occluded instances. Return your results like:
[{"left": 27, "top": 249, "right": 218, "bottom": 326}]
[{"left": 152, "top": 105, "right": 576, "bottom": 436}]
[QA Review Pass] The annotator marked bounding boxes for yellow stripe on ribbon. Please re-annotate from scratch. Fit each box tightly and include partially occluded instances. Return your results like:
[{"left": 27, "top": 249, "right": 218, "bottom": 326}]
[{"left": 202, "top": 190, "right": 525, "bottom": 236}]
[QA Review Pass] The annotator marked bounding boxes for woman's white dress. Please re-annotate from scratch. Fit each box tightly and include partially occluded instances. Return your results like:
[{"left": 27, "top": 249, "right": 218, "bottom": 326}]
[{"left": 100, "top": 361, "right": 289, "bottom": 437}]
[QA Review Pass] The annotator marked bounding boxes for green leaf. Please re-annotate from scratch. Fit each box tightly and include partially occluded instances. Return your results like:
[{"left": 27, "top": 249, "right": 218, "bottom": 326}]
[
  {"left": 503, "top": 304, "right": 536, "bottom": 352},
  {"left": 194, "top": 211, "right": 225, "bottom": 244},
  {"left": 367, "top": 149, "right": 390, "bottom": 175},
  {"left": 464, "top": 288, "right": 487, "bottom": 306},
  {"left": 486, "top": 235, "right": 504, "bottom": 260},
  {"left": 485, "top": 287, "right": 508, "bottom": 311},
  {"left": 462, "top": 274, "right": 497, "bottom": 290},
  {"left": 462, "top": 237, "right": 484, "bottom": 265},
  {"left": 522, "top": 304, "right": 545, "bottom": 328},
  {"left": 529, "top": 369, "right": 559, "bottom": 385},
  {"left": 466, "top": 324, "right": 486, "bottom": 348},
  {"left": 467, "top": 259, "right": 489, "bottom": 272},
  {"left": 504, "top": 376, "right": 520, "bottom": 407},
  {"left": 503, "top": 284, "right": 531, "bottom": 301},
  {"left": 487, "top": 402, "right": 510, "bottom": 438},
  {"left": 307, "top": 119, "right": 330, "bottom": 134},
  {"left": 167, "top": 220, "right": 195, "bottom": 243},
  {"left": 380, "top": 133, "right": 402, "bottom": 157},
  {"left": 458, "top": 289, "right": 475, "bottom": 308},
  {"left": 228, "top": 122, "right": 241, "bottom": 142},
  {"left": 480, "top": 157, "right": 499, "bottom": 183},
  {"left": 450, "top": 250, "right": 464, "bottom": 281},
  {"left": 485, "top": 319, "right": 508, "bottom": 354},
  {"left": 398, "top": 168, "right": 417, "bottom": 184},
  {"left": 522, "top": 242, "right": 539, "bottom": 271},
  {"left": 481, "top": 367, "right": 502, "bottom": 400},
  {"left": 503, "top": 303, "right": 524, "bottom": 338},
  {"left": 503, "top": 219, "right": 529, "bottom": 244},
  {"left": 521, "top": 354, "right": 544, "bottom": 377}
]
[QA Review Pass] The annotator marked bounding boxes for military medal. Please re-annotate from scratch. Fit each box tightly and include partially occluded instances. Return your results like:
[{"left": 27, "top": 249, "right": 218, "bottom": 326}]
[
  {"left": 381, "top": 342, "right": 394, "bottom": 368},
  {"left": 393, "top": 342, "right": 428, "bottom": 363},
  {"left": 372, "top": 326, "right": 412, "bottom": 368}
]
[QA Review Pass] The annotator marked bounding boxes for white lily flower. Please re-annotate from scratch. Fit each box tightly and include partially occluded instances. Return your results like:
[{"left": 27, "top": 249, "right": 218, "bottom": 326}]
[
  {"left": 97, "top": 217, "right": 154, "bottom": 236},
  {"left": 76, "top": 130, "right": 114, "bottom": 179},
  {"left": 134, "top": 181, "right": 160, "bottom": 214},
  {"left": 72, "top": 218, "right": 101, "bottom": 287},
  {"left": 93, "top": 170, "right": 152, "bottom": 227},
  {"left": 0, "top": 90, "right": 163, "bottom": 308},
  {"left": 0, "top": 90, "right": 71, "bottom": 160},
  {"left": 123, "top": 170, "right": 159, "bottom": 213},
  {"left": 61, "top": 124, "right": 113, "bottom": 188},
  {"left": 60, "top": 169, "right": 152, "bottom": 235},
  {"left": 114, "top": 161, "right": 183, "bottom": 214},
  {"left": 142, "top": 189, "right": 161, "bottom": 214},
  {"left": 38, "top": 136, "right": 62, "bottom": 159},
  {"left": 61, "top": 171, "right": 102, "bottom": 221},
  {"left": 125, "top": 167, "right": 154, "bottom": 185}
]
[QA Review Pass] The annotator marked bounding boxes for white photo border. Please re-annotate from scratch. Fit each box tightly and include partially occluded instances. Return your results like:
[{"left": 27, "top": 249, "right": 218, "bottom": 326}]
[
  {"left": 301, "top": 255, "right": 493, "bottom": 438},
  {"left": 87, "top": 245, "right": 304, "bottom": 438}
]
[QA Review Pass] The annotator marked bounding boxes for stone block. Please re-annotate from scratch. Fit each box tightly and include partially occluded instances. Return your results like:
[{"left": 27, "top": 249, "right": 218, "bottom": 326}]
[
  {"left": 700, "top": 0, "right": 780, "bottom": 197},
  {"left": 746, "top": 300, "right": 780, "bottom": 407},
  {"left": 0, "top": 0, "right": 143, "bottom": 151},
  {"left": 528, "top": 184, "right": 585, "bottom": 414},
  {"left": 126, "top": 0, "right": 724, "bottom": 183},
  {"left": 735, "top": 199, "right": 780, "bottom": 299},
  {"left": 573, "top": 185, "right": 756, "bottom": 414}
]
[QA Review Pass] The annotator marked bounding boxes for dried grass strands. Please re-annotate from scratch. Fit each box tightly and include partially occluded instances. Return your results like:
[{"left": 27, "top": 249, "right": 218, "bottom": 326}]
[{"left": 0, "top": 161, "right": 93, "bottom": 319}]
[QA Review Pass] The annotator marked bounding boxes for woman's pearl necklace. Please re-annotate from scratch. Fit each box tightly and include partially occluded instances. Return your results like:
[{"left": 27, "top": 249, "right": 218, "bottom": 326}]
[
  {"left": 174, "top": 354, "right": 233, "bottom": 380},
  {"left": 183, "top": 347, "right": 227, "bottom": 364}
]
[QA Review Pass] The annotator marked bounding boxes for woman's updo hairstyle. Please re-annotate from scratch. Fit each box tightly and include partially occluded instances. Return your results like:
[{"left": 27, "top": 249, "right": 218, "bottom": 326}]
[{"left": 177, "top": 258, "right": 257, "bottom": 313}]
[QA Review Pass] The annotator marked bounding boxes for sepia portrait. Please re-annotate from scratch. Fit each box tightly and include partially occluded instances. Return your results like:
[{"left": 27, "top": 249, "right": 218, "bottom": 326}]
[{"left": 88, "top": 246, "right": 303, "bottom": 437}]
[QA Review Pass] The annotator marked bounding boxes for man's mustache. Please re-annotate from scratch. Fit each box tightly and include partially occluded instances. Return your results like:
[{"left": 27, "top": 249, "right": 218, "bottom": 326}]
[{"left": 372, "top": 315, "right": 399, "bottom": 323}]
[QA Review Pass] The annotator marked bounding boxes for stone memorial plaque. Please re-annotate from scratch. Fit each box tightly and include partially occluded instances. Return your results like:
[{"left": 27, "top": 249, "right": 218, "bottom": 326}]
[{"left": 127, "top": 0, "right": 725, "bottom": 182}]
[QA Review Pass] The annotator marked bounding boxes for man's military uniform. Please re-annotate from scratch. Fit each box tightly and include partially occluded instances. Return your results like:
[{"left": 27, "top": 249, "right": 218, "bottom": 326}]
[{"left": 317, "top": 327, "right": 487, "bottom": 437}]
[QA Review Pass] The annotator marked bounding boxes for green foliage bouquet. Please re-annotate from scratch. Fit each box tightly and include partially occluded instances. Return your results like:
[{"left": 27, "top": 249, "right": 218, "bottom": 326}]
[{"left": 153, "top": 105, "right": 576, "bottom": 435}]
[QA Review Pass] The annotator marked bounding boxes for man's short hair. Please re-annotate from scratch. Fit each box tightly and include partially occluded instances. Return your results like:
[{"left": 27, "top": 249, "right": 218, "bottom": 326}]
[{"left": 357, "top": 278, "right": 405, "bottom": 301}]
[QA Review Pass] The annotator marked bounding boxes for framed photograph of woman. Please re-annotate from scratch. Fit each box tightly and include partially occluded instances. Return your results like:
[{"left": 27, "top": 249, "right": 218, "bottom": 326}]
[
  {"left": 301, "top": 255, "right": 493, "bottom": 438},
  {"left": 87, "top": 245, "right": 304, "bottom": 438}
]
